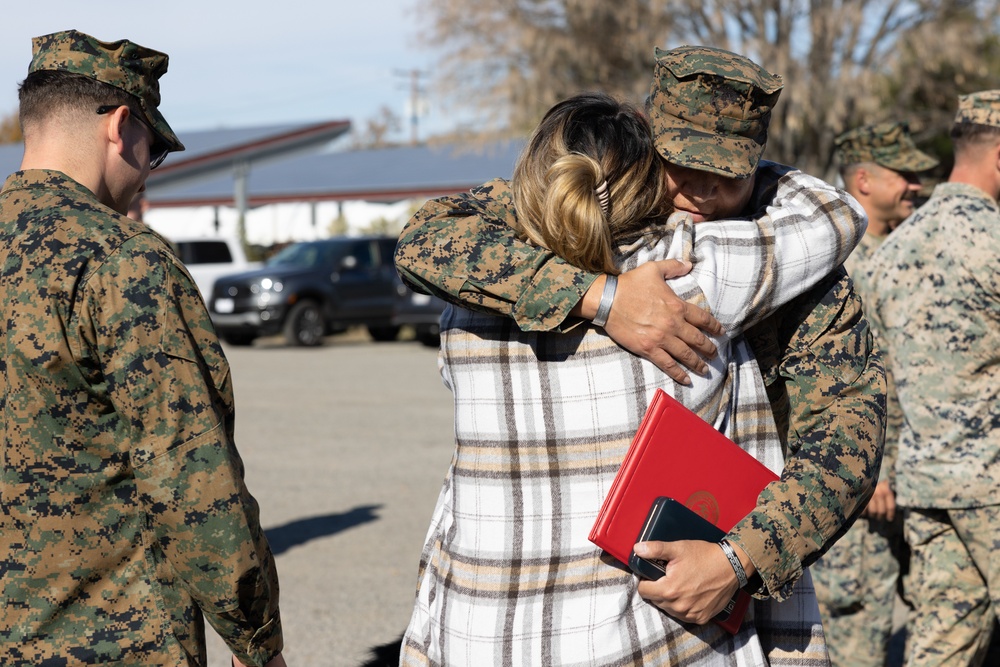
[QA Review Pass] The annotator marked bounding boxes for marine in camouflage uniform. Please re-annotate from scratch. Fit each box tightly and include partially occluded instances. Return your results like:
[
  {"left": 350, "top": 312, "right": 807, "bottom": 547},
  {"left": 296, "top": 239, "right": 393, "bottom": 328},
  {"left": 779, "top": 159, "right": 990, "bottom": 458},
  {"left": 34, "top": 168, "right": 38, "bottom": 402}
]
[
  {"left": 396, "top": 45, "right": 885, "bottom": 631},
  {"left": 0, "top": 31, "right": 283, "bottom": 667},
  {"left": 865, "top": 91, "right": 1000, "bottom": 667},
  {"left": 810, "top": 123, "right": 938, "bottom": 667}
]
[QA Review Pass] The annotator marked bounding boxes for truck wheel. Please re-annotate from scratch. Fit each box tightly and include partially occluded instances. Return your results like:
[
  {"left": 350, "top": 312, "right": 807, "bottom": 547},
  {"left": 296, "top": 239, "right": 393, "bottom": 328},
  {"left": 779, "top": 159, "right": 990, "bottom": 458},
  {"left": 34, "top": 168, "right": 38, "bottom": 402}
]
[
  {"left": 221, "top": 332, "right": 257, "bottom": 346},
  {"left": 283, "top": 300, "right": 325, "bottom": 346},
  {"left": 415, "top": 324, "right": 440, "bottom": 347},
  {"left": 367, "top": 325, "right": 401, "bottom": 342}
]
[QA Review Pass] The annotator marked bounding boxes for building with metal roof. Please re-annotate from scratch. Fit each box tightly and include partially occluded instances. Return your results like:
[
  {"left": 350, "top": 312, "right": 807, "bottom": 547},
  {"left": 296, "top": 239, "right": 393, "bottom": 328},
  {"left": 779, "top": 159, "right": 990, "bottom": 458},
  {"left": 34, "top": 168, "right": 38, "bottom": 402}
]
[{"left": 1, "top": 119, "right": 523, "bottom": 245}]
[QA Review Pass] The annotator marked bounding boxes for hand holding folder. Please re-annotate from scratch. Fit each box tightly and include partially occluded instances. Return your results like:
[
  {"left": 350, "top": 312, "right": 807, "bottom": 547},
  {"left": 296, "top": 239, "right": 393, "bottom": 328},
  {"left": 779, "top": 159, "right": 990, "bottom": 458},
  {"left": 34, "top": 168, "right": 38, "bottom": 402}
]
[{"left": 589, "top": 388, "right": 779, "bottom": 633}]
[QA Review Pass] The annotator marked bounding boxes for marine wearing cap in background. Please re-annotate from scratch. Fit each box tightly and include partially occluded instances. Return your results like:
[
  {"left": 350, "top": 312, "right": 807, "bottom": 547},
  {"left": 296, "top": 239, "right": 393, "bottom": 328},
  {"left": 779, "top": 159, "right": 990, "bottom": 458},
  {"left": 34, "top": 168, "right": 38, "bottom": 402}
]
[
  {"left": 813, "top": 118, "right": 938, "bottom": 667},
  {"left": 836, "top": 121, "right": 937, "bottom": 266},
  {"left": 864, "top": 88, "right": 1000, "bottom": 667},
  {"left": 1, "top": 29, "right": 284, "bottom": 667}
]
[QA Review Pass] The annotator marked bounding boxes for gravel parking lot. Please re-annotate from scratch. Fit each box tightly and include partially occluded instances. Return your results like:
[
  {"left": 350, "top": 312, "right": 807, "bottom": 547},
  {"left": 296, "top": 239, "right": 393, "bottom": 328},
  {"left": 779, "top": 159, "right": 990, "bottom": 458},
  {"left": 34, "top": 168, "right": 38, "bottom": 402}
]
[{"left": 204, "top": 331, "right": 454, "bottom": 667}]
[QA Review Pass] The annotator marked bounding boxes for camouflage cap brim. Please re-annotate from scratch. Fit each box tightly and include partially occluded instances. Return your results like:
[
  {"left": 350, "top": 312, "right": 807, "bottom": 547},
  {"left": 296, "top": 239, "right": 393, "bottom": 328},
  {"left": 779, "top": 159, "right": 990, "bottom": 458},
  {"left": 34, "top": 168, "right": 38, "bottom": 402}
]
[
  {"left": 834, "top": 121, "right": 937, "bottom": 173},
  {"left": 875, "top": 147, "right": 938, "bottom": 173},
  {"left": 144, "top": 103, "right": 184, "bottom": 154}
]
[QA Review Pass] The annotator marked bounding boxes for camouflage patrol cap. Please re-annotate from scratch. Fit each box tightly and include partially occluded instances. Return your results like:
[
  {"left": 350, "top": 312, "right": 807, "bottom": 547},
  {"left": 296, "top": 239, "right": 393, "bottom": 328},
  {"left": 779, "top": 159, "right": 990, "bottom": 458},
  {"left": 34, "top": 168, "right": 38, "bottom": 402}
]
[
  {"left": 646, "top": 45, "right": 783, "bottom": 179},
  {"left": 28, "top": 29, "right": 184, "bottom": 153},
  {"left": 834, "top": 122, "right": 938, "bottom": 172},
  {"left": 954, "top": 90, "right": 1000, "bottom": 128}
]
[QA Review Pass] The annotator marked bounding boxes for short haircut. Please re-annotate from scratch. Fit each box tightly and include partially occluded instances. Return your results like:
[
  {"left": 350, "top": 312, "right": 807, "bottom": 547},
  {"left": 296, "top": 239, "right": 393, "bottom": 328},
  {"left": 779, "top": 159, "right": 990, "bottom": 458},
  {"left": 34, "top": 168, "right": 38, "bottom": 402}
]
[
  {"left": 950, "top": 121, "right": 1000, "bottom": 154},
  {"left": 18, "top": 70, "right": 135, "bottom": 128},
  {"left": 838, "top": 162, "right": 865, "bottom": 186}
]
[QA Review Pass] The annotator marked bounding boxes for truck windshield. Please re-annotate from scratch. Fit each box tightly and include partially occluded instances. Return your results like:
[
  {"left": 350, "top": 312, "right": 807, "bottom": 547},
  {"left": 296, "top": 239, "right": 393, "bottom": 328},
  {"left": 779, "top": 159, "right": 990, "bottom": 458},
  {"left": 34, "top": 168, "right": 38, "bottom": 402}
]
[{"left": 266, "top": 243, "right": 328, "bottom": 269}]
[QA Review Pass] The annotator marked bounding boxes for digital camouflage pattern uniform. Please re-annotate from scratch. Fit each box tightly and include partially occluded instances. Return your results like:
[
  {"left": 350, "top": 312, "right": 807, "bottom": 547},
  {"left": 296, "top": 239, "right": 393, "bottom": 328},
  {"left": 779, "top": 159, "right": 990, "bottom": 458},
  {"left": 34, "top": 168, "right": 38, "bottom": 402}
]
[
  {"left": 810, "top": 122, "right": 938, "bottom": 667},
  {"left": 865, "top": 91, "right": 1000, "bottom": 667},
  {"left": 0, "top": 31, "right": 282, "bottom": 667},
  {"left": 396, "top": 46, "right": 886, "bottom": 613}
]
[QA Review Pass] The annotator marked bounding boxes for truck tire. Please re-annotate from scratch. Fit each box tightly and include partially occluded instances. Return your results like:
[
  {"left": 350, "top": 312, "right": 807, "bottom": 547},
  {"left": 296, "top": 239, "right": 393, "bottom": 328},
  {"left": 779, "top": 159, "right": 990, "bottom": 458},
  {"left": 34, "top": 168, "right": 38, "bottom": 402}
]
[
  {"left": 414, "top": 323, "right": 440, "bottom": 347},
  {"left": 367, "top": 325, "right": 401, "bottom": 342},
  {"left": 283, "top": 300, "right": 325, "bottom": 347},
  {"left": 221, "top": 332, "right": 257, "bottom": 347}
]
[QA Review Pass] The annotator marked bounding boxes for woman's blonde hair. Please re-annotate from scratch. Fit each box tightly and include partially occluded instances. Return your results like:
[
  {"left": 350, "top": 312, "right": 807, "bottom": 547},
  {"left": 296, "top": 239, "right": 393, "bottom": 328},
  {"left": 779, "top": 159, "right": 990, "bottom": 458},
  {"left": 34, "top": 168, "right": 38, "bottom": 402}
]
[{"left": 511, "top": 92, "right": 671, "bottom": 274}]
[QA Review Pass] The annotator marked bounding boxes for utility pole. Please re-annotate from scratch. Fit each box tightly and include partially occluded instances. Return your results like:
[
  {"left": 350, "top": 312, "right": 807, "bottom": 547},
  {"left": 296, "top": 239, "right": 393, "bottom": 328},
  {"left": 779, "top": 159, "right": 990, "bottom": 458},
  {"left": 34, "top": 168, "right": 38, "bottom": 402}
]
[{"left": 394, "top": 69, "right": 429, "bottom": 145}]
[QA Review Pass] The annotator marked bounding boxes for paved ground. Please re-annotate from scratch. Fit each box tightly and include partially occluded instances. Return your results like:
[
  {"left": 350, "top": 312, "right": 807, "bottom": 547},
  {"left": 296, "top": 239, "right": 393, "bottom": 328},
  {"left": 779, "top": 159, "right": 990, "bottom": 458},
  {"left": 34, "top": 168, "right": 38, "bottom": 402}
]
[
  {"left": 204, "top": 330, "right": 455, "bottom": 667},
  {"left": 202, "top": 329, "right": 921, "bottom": 667}
]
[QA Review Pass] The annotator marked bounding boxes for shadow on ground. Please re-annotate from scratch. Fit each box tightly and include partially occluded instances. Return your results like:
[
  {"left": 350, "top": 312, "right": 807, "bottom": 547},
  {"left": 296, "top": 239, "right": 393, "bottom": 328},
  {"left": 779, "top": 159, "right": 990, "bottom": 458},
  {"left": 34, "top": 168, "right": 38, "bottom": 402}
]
[
  {"left": 265, "top": 505, "right": 381, "bottom": 556},
  {"left": 358, "top": 620, "right": 1000, "bottom": 666},
  {"left": 358, "top": 633, "right": 403, "bottom": 667}
]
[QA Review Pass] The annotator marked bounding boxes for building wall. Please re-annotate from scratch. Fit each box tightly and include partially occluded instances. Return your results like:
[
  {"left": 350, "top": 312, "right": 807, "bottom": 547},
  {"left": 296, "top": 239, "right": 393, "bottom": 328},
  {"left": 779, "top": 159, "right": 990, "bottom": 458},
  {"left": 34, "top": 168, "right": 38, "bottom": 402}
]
[{"left": 144, "top": 199, "right": 420, "bottom": 247}]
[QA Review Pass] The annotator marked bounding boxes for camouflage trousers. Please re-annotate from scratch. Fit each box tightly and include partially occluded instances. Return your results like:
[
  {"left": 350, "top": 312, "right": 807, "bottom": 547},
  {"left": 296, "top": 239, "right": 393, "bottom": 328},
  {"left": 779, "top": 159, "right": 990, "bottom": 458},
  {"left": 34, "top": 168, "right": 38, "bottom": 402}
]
[
  {"left": 812, "top": 515, "right": 904, "bottom": 667},
  {"left": 903, "top": 506, "right": 1000, "bottom": 667}
]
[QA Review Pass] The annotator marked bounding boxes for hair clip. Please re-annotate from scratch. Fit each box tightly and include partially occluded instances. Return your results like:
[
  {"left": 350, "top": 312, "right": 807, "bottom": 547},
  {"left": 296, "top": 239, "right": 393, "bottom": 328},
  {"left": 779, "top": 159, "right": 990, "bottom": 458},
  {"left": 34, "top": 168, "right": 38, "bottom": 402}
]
[{"left": 595, "top": 179, "right": 610, "bottom": 215}]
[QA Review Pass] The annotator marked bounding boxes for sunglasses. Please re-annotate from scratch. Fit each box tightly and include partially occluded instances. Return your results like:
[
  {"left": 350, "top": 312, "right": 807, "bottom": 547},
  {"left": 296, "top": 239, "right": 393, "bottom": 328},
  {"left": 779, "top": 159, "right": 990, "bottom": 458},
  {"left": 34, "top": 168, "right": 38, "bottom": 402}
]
[{"left": 96, "top": 105, "right": 170, "bottom": 169}]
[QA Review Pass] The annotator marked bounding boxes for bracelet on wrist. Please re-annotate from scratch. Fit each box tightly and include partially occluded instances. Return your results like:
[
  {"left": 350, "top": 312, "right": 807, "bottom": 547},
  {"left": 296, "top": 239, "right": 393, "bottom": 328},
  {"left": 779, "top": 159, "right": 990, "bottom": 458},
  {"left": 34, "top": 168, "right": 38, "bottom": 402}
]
[
  {"left": 592, "top": 274, "right": 618, "bottom": 328},
  {"left": 719, "top": 539, "right": 749, "bottom": 589}
]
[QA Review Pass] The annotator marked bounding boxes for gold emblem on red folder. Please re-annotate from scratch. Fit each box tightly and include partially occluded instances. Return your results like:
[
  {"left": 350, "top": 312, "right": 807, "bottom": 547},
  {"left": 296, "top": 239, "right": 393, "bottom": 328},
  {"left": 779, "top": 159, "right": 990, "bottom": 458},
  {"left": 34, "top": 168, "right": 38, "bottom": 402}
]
[{"left": 685, "top": 490, "right": 720, "bottom": 524}]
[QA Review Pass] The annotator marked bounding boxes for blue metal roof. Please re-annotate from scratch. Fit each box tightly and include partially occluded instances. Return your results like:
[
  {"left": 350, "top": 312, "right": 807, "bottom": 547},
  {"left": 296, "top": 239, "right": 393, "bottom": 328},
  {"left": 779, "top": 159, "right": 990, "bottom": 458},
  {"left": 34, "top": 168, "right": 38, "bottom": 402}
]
[{"left": 148, "top": 140, "right": 524, "bottom": 206}]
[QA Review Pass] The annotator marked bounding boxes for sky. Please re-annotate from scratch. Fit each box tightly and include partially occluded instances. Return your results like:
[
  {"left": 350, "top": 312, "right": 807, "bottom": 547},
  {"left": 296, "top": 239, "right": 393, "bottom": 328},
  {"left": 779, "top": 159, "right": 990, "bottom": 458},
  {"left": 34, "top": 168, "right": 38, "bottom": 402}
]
[{"left": 1, "top": 0, "right": 456, "bottom": 141}]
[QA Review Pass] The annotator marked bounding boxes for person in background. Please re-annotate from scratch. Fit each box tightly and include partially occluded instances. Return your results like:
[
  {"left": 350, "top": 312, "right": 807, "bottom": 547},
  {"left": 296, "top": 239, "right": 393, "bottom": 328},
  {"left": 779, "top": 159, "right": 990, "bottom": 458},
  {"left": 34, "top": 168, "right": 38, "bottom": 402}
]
[
  {"left": 865, "top": 91, "right": 1000, "bottom": 667},
  {"left": 0, "top": 30, "right": 285, "bottom": 667},
  {"left": 810, "top": 121, "right": 938, "bottom": 667}
]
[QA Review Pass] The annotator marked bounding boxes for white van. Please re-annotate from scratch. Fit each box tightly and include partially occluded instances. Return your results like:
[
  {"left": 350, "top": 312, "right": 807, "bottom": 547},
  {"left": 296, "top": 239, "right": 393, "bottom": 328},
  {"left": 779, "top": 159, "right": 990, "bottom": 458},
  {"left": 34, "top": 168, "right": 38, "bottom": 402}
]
[{"left": 170, "top": 237, "right": 260, "bottom": 303}]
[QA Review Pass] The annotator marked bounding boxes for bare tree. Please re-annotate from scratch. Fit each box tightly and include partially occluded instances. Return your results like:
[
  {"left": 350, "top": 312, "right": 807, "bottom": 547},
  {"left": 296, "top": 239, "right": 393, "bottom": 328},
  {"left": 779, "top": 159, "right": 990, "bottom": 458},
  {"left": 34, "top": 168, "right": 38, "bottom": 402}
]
[
  {"left": 676, "top": 0, "right": 1000, "bottom": 177},
  {"left": 417, "top": 0, "right": 1000, "bottom": 177},
  {"left": 880, "top": 3, "right": 1000, "bottom": 176},
  {"left": 349, "top": 105, "right": 405, "bottom": 149},
  {"left": 418, "top": 0, "right": 674, "bottom": 136}
]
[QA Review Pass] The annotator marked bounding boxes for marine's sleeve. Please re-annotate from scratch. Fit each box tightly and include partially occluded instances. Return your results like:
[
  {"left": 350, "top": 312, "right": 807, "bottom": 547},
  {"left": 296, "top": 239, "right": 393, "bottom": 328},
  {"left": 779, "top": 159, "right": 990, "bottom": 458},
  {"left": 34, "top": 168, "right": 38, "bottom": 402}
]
[
  {"left": 727, "top": 269, "right": 886, "bottom": 601},
  {"left": 878, "top": 340, "right": 900, "bottom": 486},
  {"left": 394, "top": 179, "right": 599, "bottom": 331},
  {"left": 676, "top": 167, "right": 866, "bottom": 335},
  {"left": 80, "top": 235, "right": 282, "bottom": 666},
  {"left": 849, "top": 245, "right": 898, "bottom": 485}
]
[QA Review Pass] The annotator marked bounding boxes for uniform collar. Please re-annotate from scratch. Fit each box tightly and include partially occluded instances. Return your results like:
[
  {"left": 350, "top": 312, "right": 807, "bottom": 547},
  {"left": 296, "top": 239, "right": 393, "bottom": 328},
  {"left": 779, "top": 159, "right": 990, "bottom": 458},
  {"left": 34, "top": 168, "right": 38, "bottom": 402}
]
[{"left": 1, "top": 169, "right": 100, "bottom": 203}]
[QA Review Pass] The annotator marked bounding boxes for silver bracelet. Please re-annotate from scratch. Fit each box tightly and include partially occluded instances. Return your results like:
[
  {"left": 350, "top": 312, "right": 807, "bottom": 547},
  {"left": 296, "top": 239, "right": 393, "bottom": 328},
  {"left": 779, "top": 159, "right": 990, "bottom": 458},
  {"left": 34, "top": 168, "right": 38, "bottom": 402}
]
[
  {"left": 719, "top": 539, "right": 748, "bottom": 589},
  {"left": 592, "top": 274, "right": 618, "bottom": 328}
]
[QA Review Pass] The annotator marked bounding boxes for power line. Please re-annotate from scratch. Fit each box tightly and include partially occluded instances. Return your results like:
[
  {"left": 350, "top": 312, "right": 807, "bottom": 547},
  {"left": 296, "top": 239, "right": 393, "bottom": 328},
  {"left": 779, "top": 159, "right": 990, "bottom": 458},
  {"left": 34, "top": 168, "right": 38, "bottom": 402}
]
[{"left": 394, "top": 69, "right": 429, "bottom": 145}]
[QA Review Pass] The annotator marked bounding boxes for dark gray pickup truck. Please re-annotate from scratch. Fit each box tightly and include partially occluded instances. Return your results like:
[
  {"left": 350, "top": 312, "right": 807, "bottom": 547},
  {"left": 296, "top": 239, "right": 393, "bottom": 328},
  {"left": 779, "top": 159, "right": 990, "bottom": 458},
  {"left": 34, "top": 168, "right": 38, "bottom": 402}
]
[{"left": 208, "top": 235, "right": 445, "bottom": 347}]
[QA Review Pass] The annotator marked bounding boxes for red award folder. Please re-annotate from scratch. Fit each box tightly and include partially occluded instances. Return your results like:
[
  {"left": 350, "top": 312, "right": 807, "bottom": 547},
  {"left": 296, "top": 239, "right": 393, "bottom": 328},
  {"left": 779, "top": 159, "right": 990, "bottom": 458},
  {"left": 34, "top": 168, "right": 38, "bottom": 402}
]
[{"left": 589, "top": 388, "right": 780, "bottom": 633}]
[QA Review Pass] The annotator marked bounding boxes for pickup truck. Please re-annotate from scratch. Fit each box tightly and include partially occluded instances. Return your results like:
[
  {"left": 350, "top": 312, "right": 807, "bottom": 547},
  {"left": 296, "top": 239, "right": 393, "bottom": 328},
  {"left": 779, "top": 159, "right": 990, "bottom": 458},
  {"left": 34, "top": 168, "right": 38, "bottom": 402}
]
[{"left": 208, "top": 235, "right": 445, "bottom": 347}]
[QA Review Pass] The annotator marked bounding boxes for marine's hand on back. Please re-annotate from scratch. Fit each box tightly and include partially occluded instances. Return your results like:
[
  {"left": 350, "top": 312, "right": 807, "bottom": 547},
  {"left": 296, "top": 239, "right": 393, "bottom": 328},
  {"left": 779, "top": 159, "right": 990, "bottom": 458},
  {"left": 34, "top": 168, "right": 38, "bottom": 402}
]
[{"left": 604, "top": 260, "right": 722, "bottom": 384}]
